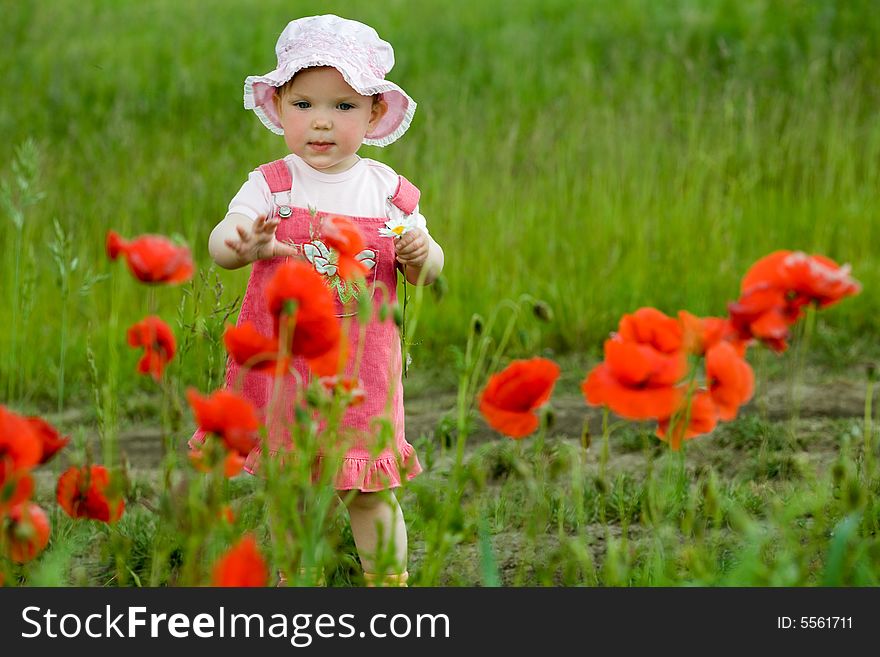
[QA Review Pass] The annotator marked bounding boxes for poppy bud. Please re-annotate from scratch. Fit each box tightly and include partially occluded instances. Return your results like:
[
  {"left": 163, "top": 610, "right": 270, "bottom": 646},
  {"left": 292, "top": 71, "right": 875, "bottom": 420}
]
[
  {"left": 533, "top": 300, "right": 554, "bottom": 323},
  {"left": 542, "top": 406, "right": 556, "bottom": 431},
  {"left": 294, "top": 406, "right": 311, "bottom": 427},
  {"left": 305, "top": 385, "right": 323, "bottom": 409},
  {"left": 471, "top": 314, "right": 484, "bottom": 336},
  {"left": 867, "top": 362, "right": 878, "bottom": 383},
  {"left": 580, "top": 420, "right": 591, "bottom": 452}
]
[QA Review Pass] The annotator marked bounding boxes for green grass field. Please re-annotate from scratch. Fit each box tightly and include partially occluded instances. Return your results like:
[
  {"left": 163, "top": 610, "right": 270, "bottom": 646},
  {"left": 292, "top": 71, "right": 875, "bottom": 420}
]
[
  {"left": 2, "top": 0, "right": 879, "bottom": 405},
  {"left": 1, "top": 0, "right": 879, "bottom": 589}
]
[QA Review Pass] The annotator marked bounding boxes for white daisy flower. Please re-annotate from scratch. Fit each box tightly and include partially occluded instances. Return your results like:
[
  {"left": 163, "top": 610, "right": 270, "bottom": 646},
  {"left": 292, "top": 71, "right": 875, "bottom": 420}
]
[{"left": 379, "top": 215, "right": 418, "bottom": 238}]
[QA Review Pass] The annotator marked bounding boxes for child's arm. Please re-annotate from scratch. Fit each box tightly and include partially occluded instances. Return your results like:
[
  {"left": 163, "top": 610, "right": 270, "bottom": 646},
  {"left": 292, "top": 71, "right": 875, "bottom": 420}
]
[
  {"left": 395, "top": 228, "right": 444, "bottom": 286},
  {"left": 208, "top": 213, "right": 298, "bottom": 270}
]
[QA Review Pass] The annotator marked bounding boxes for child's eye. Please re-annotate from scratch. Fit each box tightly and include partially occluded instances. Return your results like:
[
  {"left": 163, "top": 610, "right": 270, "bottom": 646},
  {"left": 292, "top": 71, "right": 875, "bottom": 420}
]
[
  {"left": 292, "top": 101, "right": 310, "bottom": 109},
  {"left": 337, "top": 102, "right": 355, "bottom": 111}
]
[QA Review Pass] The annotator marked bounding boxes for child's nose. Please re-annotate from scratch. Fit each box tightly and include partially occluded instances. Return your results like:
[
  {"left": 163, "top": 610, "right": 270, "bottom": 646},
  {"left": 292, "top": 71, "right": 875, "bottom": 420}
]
[{"left": 312, "top": 114, "right": 332, "bottom": 130}]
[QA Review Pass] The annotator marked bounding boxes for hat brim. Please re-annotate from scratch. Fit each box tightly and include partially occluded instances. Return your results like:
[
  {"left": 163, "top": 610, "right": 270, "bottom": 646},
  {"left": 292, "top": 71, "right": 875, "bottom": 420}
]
[{"left": 244, "top": 59, "right": 416, "bottom": 147}]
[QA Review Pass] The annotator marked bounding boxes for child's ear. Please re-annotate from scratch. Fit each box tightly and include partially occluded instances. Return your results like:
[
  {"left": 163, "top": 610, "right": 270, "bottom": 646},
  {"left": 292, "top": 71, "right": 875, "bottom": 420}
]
[{"left": 369, "top": 97, "right": 388, "bottom": 131}]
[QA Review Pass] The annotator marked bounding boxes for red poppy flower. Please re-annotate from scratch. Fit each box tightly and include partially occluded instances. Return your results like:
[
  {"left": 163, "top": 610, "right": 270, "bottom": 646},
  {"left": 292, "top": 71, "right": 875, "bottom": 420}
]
[
  {"left": 727, "top": 285, "right": 797, "bottom": 352},
  {"left": 678, "top": 311, "right": 745, "bottom": 357},
  {"left": 127, "top": 316, "right": 176, "bottom": 380},
  {"left": 742, "top": 250, "right": 860, "bottom": 311},
  {"left": 582, "top": 336, "right": 687, "bottom": 420},
  {"left": 306, "top": 338, "right": 348, "bottom": 378},
  {"left": 322, "top": 215, "right": 369, "bottom": 281},
  {"left": 706, "top": 342, "right": 755, "bottom": 421},
  {"left": 186, "top": 389, "right": 260, "bottom": 457},
  {"left": 479, "top": 358, "right": 560, "bottom": 438},
  {"left": 25, "top": 416, "right": 70, "bottom": 465},
  {"left": 219, "top": 505, "right": 236, "bottom": 524},
  {"left": 265, "top": 261, "right": 340, "bottom": 359},
  {"left": 212, "top": 534, "right": 268, "bottom": 587},
  {"left": 56, "top": 465, "right": 125, "bottom": 523},
  {"left": 0, "top": 472, "right": 34, "bottom": 516},
  {"left": 0, "top": 406, "right": 42, "bottom": 485},
  {"left": 223, "top": 322, "right": 288, "bottom": 375},
  {"left": 617, "top": 307, "right": 684, "bottom": 354},
  {"left": 779, "top": 252, "right": 861, "bottom": 308},
  {"left": 106, "top": 231, "right": 194, "bottom": 285},
  {"left": 656, "top": 391, "right": 719, "bottom": 450},
  {"left": 189, "top": 448, "right": 246, "bottom": 478},
  {"left": 4, "top": 502, "right": 51, "bottom": 563},
  {"left": 740, "top": 250, "right": 792, "bottom": 293}
]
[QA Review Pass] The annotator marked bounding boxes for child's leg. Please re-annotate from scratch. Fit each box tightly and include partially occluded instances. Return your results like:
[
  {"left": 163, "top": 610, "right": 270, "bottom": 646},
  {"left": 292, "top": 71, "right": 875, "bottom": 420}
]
[{"left": 343, "top": 490, "right": 407, "bottom": 578}]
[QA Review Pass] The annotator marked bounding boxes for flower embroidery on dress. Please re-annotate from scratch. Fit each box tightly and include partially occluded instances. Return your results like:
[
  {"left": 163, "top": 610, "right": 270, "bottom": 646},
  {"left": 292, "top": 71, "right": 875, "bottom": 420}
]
[{"left": 302, "top": 239, "right": 376, "bottom": 306}]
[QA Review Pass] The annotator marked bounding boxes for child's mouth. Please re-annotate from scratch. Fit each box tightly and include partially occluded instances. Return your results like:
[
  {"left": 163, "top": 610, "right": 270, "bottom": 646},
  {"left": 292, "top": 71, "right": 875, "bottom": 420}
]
[{"left": 309, "top": 142, "right": 334, "bottom": 152}]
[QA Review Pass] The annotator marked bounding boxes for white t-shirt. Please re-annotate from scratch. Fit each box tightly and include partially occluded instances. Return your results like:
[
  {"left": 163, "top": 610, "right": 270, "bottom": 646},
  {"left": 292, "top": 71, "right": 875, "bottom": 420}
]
[{"left": 227, "top": 154, "right": 428, "bottom": 235}]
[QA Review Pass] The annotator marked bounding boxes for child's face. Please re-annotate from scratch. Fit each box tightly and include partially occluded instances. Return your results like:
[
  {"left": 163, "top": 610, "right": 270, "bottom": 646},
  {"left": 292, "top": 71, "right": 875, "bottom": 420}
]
[{"left": 275, "top": 67, "right": 387, "bottom": 174}]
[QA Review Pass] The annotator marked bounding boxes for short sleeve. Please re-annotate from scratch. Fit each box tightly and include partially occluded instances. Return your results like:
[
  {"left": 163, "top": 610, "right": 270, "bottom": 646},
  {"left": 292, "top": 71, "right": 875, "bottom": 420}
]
[
  {"left": 410, "top": 205, "right": 429, "bottom": 237},
  {"left": 227, "top": 170, "right": 272, "bottom": 221}
]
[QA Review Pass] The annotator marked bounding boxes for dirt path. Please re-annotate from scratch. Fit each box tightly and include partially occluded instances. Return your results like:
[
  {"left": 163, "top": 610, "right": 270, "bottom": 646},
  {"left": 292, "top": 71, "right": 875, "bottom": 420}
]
[{"left": 37, "top": 374, "right": 874, "bottom": 475}]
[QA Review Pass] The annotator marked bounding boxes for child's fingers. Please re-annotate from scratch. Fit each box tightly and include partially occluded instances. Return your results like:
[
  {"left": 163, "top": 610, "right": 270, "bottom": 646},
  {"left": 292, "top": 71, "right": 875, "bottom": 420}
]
[
  {"left": 254, "top": 216, "right": 279, "bottom": 234},
  {"left": 274, "top": 241, "right": 300, "bottom": 258},
  {"left": 396, "top": 241, "right": 424, "bottom": 258}
]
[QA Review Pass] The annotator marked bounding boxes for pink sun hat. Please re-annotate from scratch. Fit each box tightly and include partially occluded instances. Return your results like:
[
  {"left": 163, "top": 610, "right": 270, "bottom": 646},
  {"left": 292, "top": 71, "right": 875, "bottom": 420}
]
[{"left": 244, "top": 14, "right": 416, "bottom": 147}]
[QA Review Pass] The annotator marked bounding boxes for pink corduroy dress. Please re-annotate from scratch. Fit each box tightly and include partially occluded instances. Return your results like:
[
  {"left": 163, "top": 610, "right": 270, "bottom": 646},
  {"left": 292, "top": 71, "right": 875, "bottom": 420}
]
[{"left": 189, "top": 159, "right": 422, "bottom": 491}]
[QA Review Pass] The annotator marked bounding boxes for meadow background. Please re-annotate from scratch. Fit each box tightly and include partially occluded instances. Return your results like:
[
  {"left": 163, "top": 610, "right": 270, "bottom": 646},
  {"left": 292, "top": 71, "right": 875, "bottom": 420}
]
[
  {"left": 1, "top": 0, "right": 879, "bottom": 587},
  {"left": 2, "top": 0, "right": 879, "bottom": 407}
]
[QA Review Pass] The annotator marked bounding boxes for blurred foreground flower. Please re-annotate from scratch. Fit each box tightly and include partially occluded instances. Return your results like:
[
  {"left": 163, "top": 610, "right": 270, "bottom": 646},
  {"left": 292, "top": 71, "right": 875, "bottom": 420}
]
[
  {"left": 4, "top": 502, "right": 50, "bottom": 563},
  {"left": 187, "top": 389, "right": 260, "bottom": 457},
  {"left": 479, "top": 358, "right": 560, "bottom": 438},
  {"left": 106, "top": 230, "right": 193, "bottom": 284},
  {"left": 127, "top": 316, "right": 176, "bottom": 380},
  {"left": 56, "top": 465, "right": 125, "bottom": 523},
  {"left": 212, "top": 534, "right": 268, "bottom": 587},
  {"left": 223, "top": 322, "right": 287, "bottom": 375},
  {"left": 25, "top": 416, "right": 70, "bottom": 465},
  {"left": 265, "top": 261, "right": 340, "bottom": 359},
  {"left": 0, "top": 406, "right": 42, "bottom": 483},
  {"left": 322, "top": 215, "right": 369, "bottom": 281}
]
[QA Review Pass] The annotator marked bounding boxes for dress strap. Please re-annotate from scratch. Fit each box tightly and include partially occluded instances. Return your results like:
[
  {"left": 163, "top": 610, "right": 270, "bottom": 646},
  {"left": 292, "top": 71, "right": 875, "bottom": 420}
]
[
  {"left": 258, "top": 159, "right": 293, "bottom": 193},
  {"left": 258, "top": 159, "right": 294, "bottom": 219},
  {"left": 389, "top": 175, "right": 420, "bottom": 215}
]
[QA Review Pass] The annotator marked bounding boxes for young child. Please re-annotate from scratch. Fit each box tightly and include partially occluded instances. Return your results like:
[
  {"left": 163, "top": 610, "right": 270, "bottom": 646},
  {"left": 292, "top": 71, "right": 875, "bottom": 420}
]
[{"left": 190, "top": 15, "right": 444, "bottom": 586}]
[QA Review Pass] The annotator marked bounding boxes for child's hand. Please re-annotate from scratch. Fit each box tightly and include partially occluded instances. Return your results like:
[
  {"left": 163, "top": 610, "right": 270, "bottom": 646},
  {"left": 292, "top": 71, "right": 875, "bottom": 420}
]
[
  {"left": 394, "top": 228, "right": 430, "bottom": 268},
  {"left": 224, "top": 215, "right": 298, "bottom": 263}
]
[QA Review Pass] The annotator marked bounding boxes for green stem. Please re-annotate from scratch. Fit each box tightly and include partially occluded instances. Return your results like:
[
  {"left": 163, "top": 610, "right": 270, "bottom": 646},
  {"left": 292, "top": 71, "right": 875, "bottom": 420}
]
[
  {"left": 600, "top": 407, "right": 610, "bottom": 481},
  {"left": 57, "top": 294, "right": 68, "bottom": 412},
  {"left": 8, "top": 227, "right": 23, "bottom": 401},
  {"left": 789, "top": 304, "right": 816, "bottom": 441},
  {"left": 865, "top": 375, "right": 875, "bottom": 477}
]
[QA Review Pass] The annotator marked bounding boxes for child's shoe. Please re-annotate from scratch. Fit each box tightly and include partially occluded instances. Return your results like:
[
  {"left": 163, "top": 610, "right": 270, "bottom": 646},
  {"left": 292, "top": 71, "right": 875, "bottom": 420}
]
[{"left": 363, "top": 571, "right": 409, "bottom": 587}]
